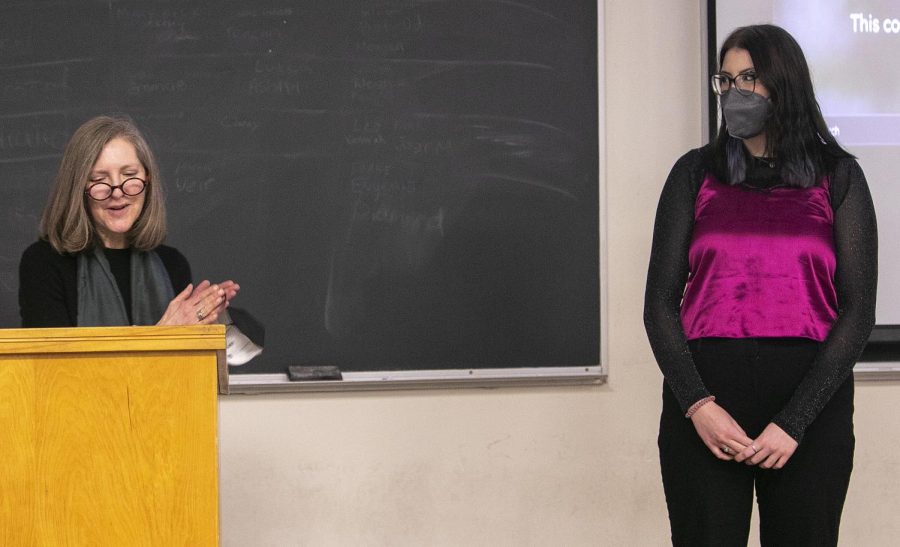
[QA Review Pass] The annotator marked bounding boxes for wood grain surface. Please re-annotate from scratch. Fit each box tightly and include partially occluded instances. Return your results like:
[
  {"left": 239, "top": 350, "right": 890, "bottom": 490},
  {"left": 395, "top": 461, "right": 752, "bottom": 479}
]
[{"left": 0, "top": 327, "right": 222, "bottom": 546}]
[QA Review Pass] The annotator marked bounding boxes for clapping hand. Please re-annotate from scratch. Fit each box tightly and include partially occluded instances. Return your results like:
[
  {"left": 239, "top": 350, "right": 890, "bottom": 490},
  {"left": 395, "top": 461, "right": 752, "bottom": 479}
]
[{"left": 157, "top": 279, "right": 240, "bottom": 326}]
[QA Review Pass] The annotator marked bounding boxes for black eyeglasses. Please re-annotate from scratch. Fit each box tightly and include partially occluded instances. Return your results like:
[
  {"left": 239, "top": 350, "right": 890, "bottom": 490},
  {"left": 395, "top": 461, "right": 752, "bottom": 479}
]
[
  {"left": 85, "top": 177, "right": 148, "bottom": 201},
  {"left": 711, "top": 71, "right": 758, "bottom": 96}
]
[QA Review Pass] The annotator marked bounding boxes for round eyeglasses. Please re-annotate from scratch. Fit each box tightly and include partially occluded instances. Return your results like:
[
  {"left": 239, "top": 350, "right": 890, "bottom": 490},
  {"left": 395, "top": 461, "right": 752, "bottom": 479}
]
[
  {"left": 85, "top": 177, "right": 148, "bottom": 201},
  {"left": 711, "top": 71, "right": 758, "bottom": 96}
]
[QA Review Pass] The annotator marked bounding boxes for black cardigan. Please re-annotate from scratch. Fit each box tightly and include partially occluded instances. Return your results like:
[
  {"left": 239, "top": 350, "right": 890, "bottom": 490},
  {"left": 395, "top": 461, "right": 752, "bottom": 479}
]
[{"left": 18, "top": 239, "right": 192, "bottom": 327}]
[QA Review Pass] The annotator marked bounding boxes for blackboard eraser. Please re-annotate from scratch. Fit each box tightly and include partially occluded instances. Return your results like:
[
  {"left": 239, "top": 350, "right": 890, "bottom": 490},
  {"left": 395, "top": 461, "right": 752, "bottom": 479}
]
[{"left": 287, "top": 365, "right": 343, "bottom": 381}]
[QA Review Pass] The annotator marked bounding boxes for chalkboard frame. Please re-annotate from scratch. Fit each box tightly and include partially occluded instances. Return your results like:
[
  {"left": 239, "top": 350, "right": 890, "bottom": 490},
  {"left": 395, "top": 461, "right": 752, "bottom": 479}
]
[{"left": 226, "top": 365, "right": 605, "bottom": 394}]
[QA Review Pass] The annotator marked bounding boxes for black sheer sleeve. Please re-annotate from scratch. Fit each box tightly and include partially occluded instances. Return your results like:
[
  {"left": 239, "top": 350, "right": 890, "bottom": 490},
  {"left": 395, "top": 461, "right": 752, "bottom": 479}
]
[
  {"left": 772, "top": 158, "right": 878, "bottom": 441},
  {"left": 644, "top": 148, "right": 710, "bottom": 413}
]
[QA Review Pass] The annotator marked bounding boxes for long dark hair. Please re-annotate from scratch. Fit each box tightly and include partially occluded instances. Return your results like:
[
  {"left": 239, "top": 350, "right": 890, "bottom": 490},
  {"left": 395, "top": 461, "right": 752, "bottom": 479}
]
[{"left": 711, "top": 24, "right": 852, "bottom": 187}]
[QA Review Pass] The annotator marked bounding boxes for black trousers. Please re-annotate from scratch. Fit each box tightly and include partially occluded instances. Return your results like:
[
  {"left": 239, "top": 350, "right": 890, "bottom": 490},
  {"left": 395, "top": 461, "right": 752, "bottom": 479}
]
[{"left": 658, "top": 338, "right": 854, "bottom": 547}]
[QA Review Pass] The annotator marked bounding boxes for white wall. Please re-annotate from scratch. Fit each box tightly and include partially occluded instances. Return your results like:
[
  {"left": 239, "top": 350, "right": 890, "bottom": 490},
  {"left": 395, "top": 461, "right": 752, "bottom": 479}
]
[{"left": 218, "top": 1, "right": 900, "bottom": 545}]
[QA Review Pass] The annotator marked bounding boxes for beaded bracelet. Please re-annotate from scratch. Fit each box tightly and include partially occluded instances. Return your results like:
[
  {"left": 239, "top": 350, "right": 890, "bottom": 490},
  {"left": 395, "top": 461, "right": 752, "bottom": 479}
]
[{"left": 685, "top": 395, "right": 716, "bottom": 418}]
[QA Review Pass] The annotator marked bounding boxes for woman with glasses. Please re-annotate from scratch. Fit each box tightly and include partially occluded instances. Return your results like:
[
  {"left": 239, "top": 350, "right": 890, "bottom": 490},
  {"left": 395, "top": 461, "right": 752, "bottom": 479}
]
[
  {"left": 19, "top": 115, "right": 239, "bottom": 327},
  {"left": 644, "top": 25, "right": 877, "bottom": 546}
]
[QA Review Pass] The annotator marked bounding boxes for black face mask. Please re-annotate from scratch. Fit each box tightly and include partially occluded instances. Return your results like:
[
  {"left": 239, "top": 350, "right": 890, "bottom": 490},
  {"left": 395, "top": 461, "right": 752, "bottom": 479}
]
[{"left": 721, "top": 90, "right": 772, "bottom": 139}]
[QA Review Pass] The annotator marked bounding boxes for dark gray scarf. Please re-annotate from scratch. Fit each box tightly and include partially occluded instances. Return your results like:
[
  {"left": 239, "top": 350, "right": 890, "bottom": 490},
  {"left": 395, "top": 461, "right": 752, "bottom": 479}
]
[{"left": 76, "top": 246, "right": 174, "bottom": 326}]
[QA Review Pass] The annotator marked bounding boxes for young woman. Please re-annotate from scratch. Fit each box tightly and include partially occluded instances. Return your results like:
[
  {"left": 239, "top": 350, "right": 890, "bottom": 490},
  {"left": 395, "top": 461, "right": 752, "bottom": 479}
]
[
  {"left": 644, "top": 25, "right": 877, "bottom": 546},
  {"left": 19, "top": 115, "right": 239, "bottom": 328}
]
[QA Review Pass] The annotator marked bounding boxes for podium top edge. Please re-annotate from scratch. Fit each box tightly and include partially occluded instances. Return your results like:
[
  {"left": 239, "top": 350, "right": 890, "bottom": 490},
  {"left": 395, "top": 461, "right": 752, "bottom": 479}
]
[{"left": 0, "top": 325, "right": 226, "bottom": 354}]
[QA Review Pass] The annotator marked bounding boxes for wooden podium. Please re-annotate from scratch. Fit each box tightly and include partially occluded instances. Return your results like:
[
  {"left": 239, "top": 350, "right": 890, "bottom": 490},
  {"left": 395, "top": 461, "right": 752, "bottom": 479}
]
[{"left": 0, "top": 326, "right": 226, "bottom": 546}]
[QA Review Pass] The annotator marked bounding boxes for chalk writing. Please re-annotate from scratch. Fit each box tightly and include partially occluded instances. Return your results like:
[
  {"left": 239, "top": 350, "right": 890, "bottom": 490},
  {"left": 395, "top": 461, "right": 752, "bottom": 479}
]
[
  {"left": 127, "top": 76, "right": 188, "bottom": 96},
  {"left": 174, "top": 162, "right": 215, "bottom": 193},
  {"left": 115, "top": 6, "right": 202, "bottom": 27},
  {"left": 345, "top": 133, "right": 386, "bottom": 146},
  {"left": 350, "top": 161, "right": 394, "bottom": 177},
  {"left": 235, "top": 7, "right": 294, "bottom": 18},
  {"left": 0, "top": 35, "right": 30, "bottom": 55},
  {"left": 354, "top": 41, "right": 406, "bottom": 55},
  {"left": 393, "top": 137, "right": 454, "bottom": 156},
  {"left": 226, "top": 27, "right": 285, "bottom": 42},
  {"left": 358, "top": 8, "right": 424, "bottom": 36},
  {"left": 0, "top": 78, "right": 68, "bottom": 100},
  {"left": 0, "top": 126, "right": 68, "bottom": 153},
  {"left": 0, "top": 271, "right": 14, "bottom": 293},
  {"left": 253, "top": 58, "right": 313, "bottom": 76},
  {"left": 246, "top": 76, "right": 306, "bottom": 96},
  {"left": 220, "top": 116, "right": 260, "bottom": 132},
  {"left": 352, "top": 201, "right": 445, "bottom": 236},
  {"left": 350, "top": 177, "right": 420, "bottom": 198}
]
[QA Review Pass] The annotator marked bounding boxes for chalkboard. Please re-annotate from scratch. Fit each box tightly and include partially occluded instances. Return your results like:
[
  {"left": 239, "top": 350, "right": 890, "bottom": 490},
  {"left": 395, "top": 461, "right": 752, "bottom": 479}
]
[{"left": 0, "top": 0, "right": 599, "bottom": 375}]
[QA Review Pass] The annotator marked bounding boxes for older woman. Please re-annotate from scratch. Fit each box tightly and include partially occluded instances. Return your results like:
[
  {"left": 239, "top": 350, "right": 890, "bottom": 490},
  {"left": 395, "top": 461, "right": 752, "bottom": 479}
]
[
  {"left": 19, "top": 115, "right": 238, "bottom": 328},
  {"left": 644, "top": 25, "right": 877, "bottom": 546}
]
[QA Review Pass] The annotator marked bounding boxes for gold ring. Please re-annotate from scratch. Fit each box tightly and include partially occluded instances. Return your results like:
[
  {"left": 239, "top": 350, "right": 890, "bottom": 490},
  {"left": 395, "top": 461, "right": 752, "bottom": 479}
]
[{"left": 196, "top": 309, "right": 204, "bottom": 322}]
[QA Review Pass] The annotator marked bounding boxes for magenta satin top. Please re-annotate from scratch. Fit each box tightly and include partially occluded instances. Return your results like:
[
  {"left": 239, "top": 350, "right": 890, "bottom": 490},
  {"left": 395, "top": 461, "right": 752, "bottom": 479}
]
[{"left": 680, "top": 174, "right": 838, "bottom": 341}]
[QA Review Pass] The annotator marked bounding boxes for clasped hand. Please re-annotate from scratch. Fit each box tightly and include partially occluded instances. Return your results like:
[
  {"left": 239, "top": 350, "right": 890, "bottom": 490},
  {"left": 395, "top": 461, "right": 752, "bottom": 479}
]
[
  {"left": 156, "top": 279, "right": 240, "bottom": 326},
  {"left": 690, "top": 401, "right": 798, "bottom": 469}
]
